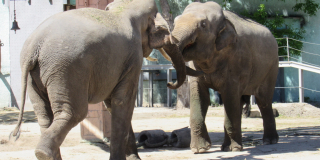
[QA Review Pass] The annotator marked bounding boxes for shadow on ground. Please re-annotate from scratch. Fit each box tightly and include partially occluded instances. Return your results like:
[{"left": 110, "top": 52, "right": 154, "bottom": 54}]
[
  {"left": 85, "top": 126, "right": 320, "bottom": 160},
  {"left": 0, "top": 111, "right": 37, "bottom": 124},
  {"left": 1, "top": 110, "right": 320, "bottom": 159}
]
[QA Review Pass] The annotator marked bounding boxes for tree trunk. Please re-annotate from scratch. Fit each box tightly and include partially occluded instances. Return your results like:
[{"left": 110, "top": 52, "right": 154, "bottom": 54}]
[
  {"left": 159, "top": 0, "right": 173, "bottom": 31},
  {"left": 159, "top": 0, "right": 190, "bottom": 109}
]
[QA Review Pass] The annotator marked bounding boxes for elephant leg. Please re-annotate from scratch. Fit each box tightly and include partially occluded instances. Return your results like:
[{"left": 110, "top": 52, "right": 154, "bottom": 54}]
[
  {"left": 109, "top": 75, "right": 140, "bottom": 160},
  {"left": 35, "top": 85, "right": 89, "bottom": 160},
  {"left": 27, "top": 74, "right": 53, "bottom": 133},
  {"left": 241, "top": 95, "right": 251, "bottom": 118},
  {"left": 189, "top": 77, "right": 211, "bottom": 153},
  {"left": 104, "top": 99, "right": 139, "bottom": 160},
  {"left": 126, "top": 124, "right": 139, "bottom": 160},
  {"left": 255, "top": 75, "right": 279, "bottom": 145},
  {"left": 220, "top": 85, "right": 243, "bottom": 152},
  {"left": 221, "top": 95, "right": 246, "bottom": 151}
]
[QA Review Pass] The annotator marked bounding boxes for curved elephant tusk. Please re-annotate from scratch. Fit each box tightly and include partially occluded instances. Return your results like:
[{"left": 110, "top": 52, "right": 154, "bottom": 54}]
[
  {"left": 146, "top": 56, "right": 158, "bottom": 61},
  {"left": 158, "top": 48, "right": 171, "bottom": 61}
]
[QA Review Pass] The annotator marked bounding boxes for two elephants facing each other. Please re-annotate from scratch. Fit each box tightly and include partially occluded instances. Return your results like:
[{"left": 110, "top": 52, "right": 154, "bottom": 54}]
[
  {"left": 170, "top": 2, "right": 279, "bottom": 153},
  {"left": 10, "top": 0, "right": 202, "bottom": 160}
]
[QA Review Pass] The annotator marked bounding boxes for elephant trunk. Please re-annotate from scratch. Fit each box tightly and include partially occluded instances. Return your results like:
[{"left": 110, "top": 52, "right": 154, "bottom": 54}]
[
  {"left": 171, "top": 22, "right": 197, "bottom": 50},
  {"left": 162, "top": 43, "right": 186, "bottom": 89}
]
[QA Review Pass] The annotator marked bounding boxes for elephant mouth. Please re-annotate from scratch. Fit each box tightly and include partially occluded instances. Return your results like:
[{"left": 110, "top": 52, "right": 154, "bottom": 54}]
[{"left": 182, "top": 42, "right": 196, "bottom": 56}]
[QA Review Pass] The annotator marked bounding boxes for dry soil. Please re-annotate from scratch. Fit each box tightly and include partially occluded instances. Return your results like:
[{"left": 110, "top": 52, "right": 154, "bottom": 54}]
[{"left": 1, "top": 103, "right": 320, "bottom": 160}]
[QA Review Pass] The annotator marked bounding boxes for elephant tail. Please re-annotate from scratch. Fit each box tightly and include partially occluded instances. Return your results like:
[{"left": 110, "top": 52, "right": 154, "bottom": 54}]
[
  {"left": 10, "top": 68, "right": 29, "bottom": 141},
  {"left": 10, "top": 48, "right": 39, "bottom": 141}
]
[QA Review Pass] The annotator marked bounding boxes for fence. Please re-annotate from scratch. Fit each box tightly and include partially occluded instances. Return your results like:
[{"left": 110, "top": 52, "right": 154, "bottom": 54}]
[{"left": 275, "top": 37, "right": 320, "bottom": 103}]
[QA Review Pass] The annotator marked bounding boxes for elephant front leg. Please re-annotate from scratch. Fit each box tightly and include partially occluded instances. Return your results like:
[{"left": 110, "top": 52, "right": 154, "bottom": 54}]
[
  {"left": 125, "top": 124, "right": 140, "bottom": 160},
  {"left": 109, "top": 76, "right": 140, "bottom": 160},
  {"left": 189, "top": 78, "right": 211, "bottom": 153},
  {"left": 221, "top": 86, "right": 243, "bottom": 152},
  {"left": 104, "top": 99, "right": 139, "bottom": 160}
]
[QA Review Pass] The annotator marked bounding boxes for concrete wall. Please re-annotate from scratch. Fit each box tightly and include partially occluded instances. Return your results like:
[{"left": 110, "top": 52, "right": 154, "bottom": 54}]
[
  {"left": 0, "top": 0, "right": 10, "bottom": 108},
  {"left": 9, "top": 0, "right": 64, "bottom": 110}
]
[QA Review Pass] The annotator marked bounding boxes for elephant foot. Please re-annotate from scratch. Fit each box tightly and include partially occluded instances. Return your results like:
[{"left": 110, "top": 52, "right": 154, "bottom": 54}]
[
  {"left": 35, "top": 148, "right": 61, "bottom": 160},
  {"left": 190, "top": 136, "right": 211, "bottom": 153},
  {"left": 191, "top": 147, "right": 209, "bottom": 153},
  {"left": 263, "top": 133, "right": 279, "bottom": 145},
  {"left": 126, "top": 154, "right": 141, "bottom": 160},
  {"left": 221, "top": 143, "right": 243, "bottom": 152}
]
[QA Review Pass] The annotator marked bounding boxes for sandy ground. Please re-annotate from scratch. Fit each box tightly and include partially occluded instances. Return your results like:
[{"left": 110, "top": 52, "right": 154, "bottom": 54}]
[{"left": 1, "top": 103, "right": 320, "bottom": 160}]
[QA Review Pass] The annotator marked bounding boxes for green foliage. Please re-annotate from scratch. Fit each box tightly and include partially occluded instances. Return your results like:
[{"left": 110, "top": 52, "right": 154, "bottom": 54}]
[
  {"left": 292, "top": 0, "right": 320, "bottom": 16},
  {"left": 221, "top": 0, "right": 319, "bottom": 56},
  {"left": 220, "top": 0, "right": 233, "bottom": 9},
  {"left": 241, "top": 4, "right": 305, "bottom": 56}
]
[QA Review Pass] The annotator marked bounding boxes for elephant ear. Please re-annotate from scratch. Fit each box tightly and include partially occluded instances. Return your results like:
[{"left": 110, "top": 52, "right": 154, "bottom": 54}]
[
  {"left": 149, "top": 13, "right": 171, "bottom": 49},
  {"left": 215, "top": 18, "right": 237, "bottom": 51}
]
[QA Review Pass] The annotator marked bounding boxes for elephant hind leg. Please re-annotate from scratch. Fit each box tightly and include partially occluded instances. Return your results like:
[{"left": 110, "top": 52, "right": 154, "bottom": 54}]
[
  {"left": 255, "top": 73, "right": 279, "bottom": 145},
  {"left": 35, "top": 101, "right": 88, "bottom": 160},
  {"left": 255, "top": 97, "right": 278, "bottom": 144},
  {"left": 35, "top": 82, "right": 89, "bottom": 160},
  {"left": 241, "top": 95, "right": 251, "bottom": 118},
  {"left": 28, "top": 73, "right": 53, "bottom": 133}
]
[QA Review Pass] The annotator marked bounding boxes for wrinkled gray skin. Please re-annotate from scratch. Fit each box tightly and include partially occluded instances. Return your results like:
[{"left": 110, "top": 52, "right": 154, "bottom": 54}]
[
  {"left": 11, "top": 0, "right": 191, "bottom": 160},
  {"left": 171, "top": 2, "right": 279, "bottom": 152}
]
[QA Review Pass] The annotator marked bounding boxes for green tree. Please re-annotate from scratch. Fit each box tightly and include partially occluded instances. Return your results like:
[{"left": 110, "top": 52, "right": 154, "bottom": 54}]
[
  {"left": 227, "top": 0, "right": 320, "bottom": 57},
  {"left": 241, "top": 4, "right": 305, "bottom": 56}
]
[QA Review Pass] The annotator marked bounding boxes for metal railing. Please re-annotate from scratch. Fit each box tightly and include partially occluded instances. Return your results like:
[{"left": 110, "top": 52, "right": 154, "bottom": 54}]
[{"left": 275, "top": 37, "right": 320, "bottom": 102}]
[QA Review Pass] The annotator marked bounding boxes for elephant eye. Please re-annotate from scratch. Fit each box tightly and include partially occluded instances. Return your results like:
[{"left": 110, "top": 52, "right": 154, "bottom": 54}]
[{"left": 201, "top": 21, "right": 206, "bottom": 28}]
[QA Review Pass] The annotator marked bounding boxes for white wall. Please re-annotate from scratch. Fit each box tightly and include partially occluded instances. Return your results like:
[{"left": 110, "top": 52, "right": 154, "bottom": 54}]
[
  {"left": 0, "top": 0, "right": 11, "bottom": 108},
  {"left": 9, "top": 0, "right": 64, "bottom": 110}
]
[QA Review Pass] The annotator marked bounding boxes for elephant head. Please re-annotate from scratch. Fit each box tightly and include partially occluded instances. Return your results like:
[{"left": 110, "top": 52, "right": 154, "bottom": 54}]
[
  {"left": 145, "top": 12, "right": 197, "bottom": 89},
  {"left": 148, "top": 13, "right": 204, "bottom": 89},
  {"left": 107, "top": 0, "right": 201, "bottom": 89},
  {"left": 171, "top": 2, "right": 237, "bottom": 63}
]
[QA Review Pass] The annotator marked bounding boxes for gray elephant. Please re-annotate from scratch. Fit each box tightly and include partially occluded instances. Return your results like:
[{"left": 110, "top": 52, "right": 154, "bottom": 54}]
[
  {"left": 10, "top": 0, "right": 192, "bottom": 159},
  {"left": 170, "top": 2, "right": 279, "bottom": 152}
]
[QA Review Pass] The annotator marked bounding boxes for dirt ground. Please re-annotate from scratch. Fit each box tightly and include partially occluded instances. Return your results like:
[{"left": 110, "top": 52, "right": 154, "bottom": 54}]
[{"left": 1, "top": 103, "right": 320, "bottom": 160}]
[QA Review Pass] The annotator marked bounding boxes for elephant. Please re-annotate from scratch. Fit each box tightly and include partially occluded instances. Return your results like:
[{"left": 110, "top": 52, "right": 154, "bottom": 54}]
[
  {"left": 170, "top": 2, "right": 279, "bottom": 152},
  {"left": 10, "top": 0, "right": 197, "bottom": 159}
]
